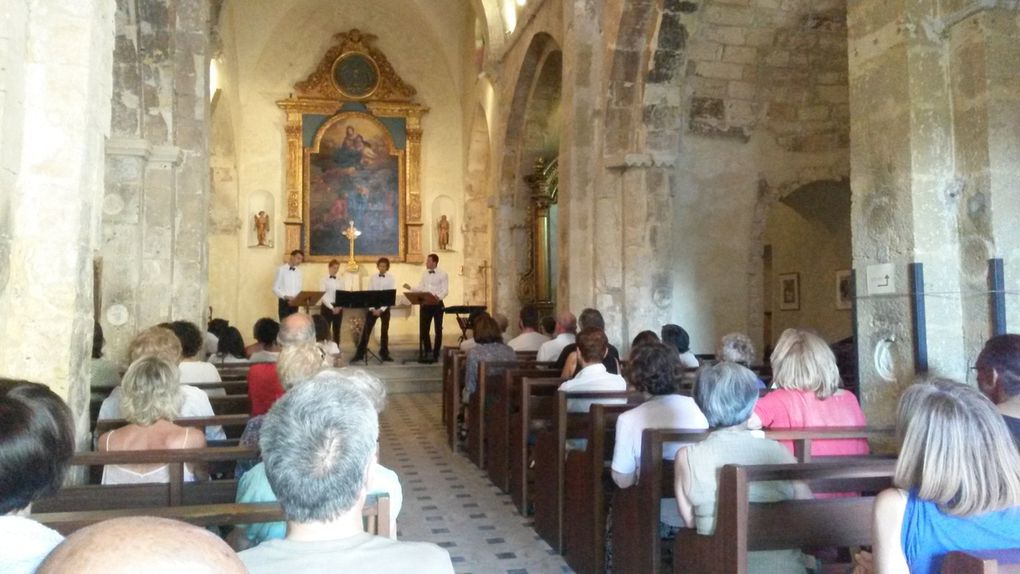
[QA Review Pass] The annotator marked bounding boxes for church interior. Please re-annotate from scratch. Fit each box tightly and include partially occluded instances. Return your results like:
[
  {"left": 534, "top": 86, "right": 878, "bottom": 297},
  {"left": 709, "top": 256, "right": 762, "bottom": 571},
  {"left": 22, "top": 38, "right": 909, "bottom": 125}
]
[{"left": 1, "top": 0, "right": 1019, "bottom": 572}]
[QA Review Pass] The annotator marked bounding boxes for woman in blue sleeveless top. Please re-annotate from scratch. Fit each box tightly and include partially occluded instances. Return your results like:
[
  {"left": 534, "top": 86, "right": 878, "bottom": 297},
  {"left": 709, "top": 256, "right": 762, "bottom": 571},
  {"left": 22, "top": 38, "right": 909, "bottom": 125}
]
[{"left": 873, "top": 380, "right": 1020, "bottom": 574}]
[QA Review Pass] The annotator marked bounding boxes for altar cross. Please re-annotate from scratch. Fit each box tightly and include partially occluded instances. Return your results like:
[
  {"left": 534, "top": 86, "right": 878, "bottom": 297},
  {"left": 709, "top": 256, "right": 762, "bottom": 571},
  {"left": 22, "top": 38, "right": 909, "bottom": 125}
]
[{"left": 344, "top": 220, "right": 362, "bottom": 272}]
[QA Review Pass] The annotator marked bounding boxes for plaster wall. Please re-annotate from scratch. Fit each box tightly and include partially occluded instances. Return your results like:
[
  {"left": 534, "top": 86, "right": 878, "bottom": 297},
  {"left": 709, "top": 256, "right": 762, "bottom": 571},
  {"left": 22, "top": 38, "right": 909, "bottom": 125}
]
[{"left": 211, "top": 0, "right": 470, "bottom": 343}]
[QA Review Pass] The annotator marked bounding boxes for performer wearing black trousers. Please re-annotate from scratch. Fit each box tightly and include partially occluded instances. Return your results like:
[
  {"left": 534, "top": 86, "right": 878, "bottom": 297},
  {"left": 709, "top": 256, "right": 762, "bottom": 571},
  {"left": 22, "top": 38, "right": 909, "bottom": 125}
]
[
  {"left": 403, "top": 253, "right": 448, "bottom": 362},
  {"left": 352, "top": 257, "right": 396, "bottom": 362}
]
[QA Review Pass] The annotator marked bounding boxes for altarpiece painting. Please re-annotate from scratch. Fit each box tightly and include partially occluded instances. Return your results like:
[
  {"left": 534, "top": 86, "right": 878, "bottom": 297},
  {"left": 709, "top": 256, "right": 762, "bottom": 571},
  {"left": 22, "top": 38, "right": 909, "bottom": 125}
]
[{"left": 278, "top": 29, "right": 428, "bottom": 264}]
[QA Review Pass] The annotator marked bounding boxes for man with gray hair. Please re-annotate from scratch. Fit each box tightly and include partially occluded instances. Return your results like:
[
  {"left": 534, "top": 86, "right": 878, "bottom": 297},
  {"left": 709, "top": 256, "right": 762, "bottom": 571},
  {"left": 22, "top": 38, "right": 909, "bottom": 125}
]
[{"left": 238, "top": 373, "right": 453, "bottom": 573}]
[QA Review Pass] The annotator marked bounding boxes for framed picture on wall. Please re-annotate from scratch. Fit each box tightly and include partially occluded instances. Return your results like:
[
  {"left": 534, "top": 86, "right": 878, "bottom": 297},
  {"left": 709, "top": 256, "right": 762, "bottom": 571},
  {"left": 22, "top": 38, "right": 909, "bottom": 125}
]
[
  {"left": 779, "top": 273, "right": 800, "bottom": 311},
  {"left": 835, "top": 269, "right": 853, "bottom": 310}
]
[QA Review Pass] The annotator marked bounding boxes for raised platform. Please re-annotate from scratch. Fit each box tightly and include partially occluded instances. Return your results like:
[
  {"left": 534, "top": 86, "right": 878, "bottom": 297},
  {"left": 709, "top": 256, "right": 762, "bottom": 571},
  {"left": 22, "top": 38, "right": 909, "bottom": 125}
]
[{"left": 340, "top": 343, "right": 444, "bottom": 394}]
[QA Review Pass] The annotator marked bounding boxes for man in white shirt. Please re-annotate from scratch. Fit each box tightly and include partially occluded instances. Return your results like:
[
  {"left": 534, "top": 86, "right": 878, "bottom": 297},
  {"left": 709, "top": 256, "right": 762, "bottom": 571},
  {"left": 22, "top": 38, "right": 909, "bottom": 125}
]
[
  {"left": 558, "top": 327, "right": 627, "bottom": 413},
  {"left": 536, "top": 310, "right": 577, "bottom": 362},
  {"left": 318, "top": 259, "right": 343, "bottom": 346},
  {"left": 403, "top": 253, "right": 448, "bottom": 363},
  {"left": 506, "top": 304, "right": 550, "bottom": 352},
  {"left": 272, "top": 250, "right": 304, "bottom": 320},
  {"left": 353, "top": 257, "right": 396, "bottom": 362}
]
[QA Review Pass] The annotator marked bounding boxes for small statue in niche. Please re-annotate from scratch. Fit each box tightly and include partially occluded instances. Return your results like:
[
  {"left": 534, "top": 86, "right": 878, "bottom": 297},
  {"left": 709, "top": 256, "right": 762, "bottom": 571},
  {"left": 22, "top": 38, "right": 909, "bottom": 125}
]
[
  {"left": 254, "top": 211, "right": 270, "bottom": 246},
  {"left": 438, "top": 215, "right": 450, "bottom": 251}
]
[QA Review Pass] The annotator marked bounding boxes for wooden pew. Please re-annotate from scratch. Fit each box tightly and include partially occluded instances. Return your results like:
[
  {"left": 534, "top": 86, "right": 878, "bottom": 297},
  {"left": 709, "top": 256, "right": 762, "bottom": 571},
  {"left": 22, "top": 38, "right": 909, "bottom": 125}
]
[
  {"left": 186, "top": 380, "right": 250, "bottom": 395},
  {"left": 440, "top": 346, "right": 459, "bottom": 426},
  {"left": 95, "top": 414, "right": 251, "bottom": 441},
  {"left": 487, "top": 366, "right": 559, "bottom": 493},
  {"left": 613, "top": 426, "right": 895, "bottom": 574},
  {"left": 533, "top": 390, "right": 643, "bottom": 553},
  {"left": 944, "top": 549, "right": 1020, "bottom": 573},
  {"left": 672, "top": 461, "right": 897, "bottom": 574},
  {"left": 444, "top": 350, "right": 467, "bottom": 449},
  {"left": 509, "top": 376, "right": 563, "bottom": 516}
]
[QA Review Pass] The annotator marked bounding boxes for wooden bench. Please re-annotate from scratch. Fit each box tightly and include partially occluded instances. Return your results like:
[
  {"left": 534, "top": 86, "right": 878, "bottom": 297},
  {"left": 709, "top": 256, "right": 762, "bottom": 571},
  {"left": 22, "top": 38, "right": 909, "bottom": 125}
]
[
  {"left": 444, "top": 350, "right": 467, "bottom": 449},
  {"left": 95, "top": 414, "right": 251, "bottom": 442},
  {"left": 509, "top": 376, "right": 563, "bottom": 516},
  {"left": 440, "top": 346, "right": 459, "bottom": 426},
  {"left": 672, "top": 460, "right": 897, "bottom": 574},
  {"left": 944, "top": 549, "right": 1020, "bottom": 573},
  {"left": 487, "top": 366, "right": 559, "bottom": 493}
]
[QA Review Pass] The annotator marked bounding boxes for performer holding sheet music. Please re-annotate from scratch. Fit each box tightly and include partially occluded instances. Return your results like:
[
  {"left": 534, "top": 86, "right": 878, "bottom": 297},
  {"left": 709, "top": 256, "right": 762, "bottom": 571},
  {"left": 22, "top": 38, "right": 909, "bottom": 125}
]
[
  {"left": 352, "top": 257, "right": 395, "bottom": 362},
  {"left": 318, "top": 259, "right": 343, "bottom": 345},
  {"left": 403, "top": 253, "right": 448, "bottom": 362}
]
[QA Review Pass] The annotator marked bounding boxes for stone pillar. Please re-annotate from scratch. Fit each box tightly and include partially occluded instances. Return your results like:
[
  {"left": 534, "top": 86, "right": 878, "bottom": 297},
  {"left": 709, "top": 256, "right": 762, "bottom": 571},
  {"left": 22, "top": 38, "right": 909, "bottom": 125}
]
[
  {"left": 0, "top": 0, "right": 114, "bottom": 436},
  {"left": 101, "top": 0, "right": 210, "bottom": 363}
]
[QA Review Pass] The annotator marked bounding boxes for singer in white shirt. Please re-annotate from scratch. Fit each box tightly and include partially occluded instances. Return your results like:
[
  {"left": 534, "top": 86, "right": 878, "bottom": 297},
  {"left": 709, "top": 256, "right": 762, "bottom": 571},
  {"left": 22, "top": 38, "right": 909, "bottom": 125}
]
[
  {"left": 318, "top": 259, "right": 343, "bottom": 345},
  {"left": 403, "top": 253, "right": 449, "bottom": 362},
  {"left": 272, "top": 250, "right": 304, "bottom": 320},
  {"left": 353, "top": 257, "right": 396, "bottom": 362}
]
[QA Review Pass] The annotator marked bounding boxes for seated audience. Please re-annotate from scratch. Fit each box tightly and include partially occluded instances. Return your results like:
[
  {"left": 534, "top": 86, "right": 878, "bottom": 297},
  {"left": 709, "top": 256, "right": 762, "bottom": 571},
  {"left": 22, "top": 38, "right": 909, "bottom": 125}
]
[
  {"left": 211, "top": 326, "right": 248, "bottom": 364},
  {"left": 675, "top": 362, "right": 809, "bottom": 573},
  {"left": 557, "top": 308, "right": 622, "bottom": 378},
  {"left": 90, "top": 321, "right": 121, "bottom": 390},
  {"left": 168, "top": 320, "right": 222, "bottom": 387},
  {"left": 537, "top": 310, "right": 577, "bottom": 362},
  {"left": 237, "top": 373, "right": 453, "bottom": 573},
  {"left": 558, "top": 327, "right": 627, "bottom": 413},
  {"left": 312, "top": 314, "right": 341, "bottom": 365},
  {"left": 98, "top": 357, "right": 207, "bottom": 484},
  {"left": 628, "top": 330, "right": 660, "bottom": 358},
  {"left": 717, "top": 332, "right": 766, "bottom": 390},
  {"left": 461, "top": 311, "right": 507, "bottom": 351},
  {"left": 205, "top": 317, "right": 230, "bottom": 357},
  {"left": 662, "top": 324, "right": 699, "bottom": 368},
  {"left": 247, "top": 317, "right": 282, "bottom": 362},
  {"left": 236, "top": 368, "right": 403, "bottom": 547},
  {"left": 0, "top": 380, "right": 75, "bottom": 574},
  {"left": 975, "top": 333, "right": 1020, "bottom": 439},
  {"left": 98, "top": 326, "right": 223, "bottom": 441},
  {"left": 749, "top": 328, "right": 868, "bottom": 458},
  {"left": 463, "top": 314, "right": 515, "bottom": 403},
  {"left": 247, "top": 314, "right": 318, "bottom": 417},
  {"left": 38, "top": 516, "right": 246, "bottom": 574},
  {"left": 540, "top": 315, "right": 557, "bottom": 337},
  {"left": 506, "top": 304, "right": 549, "bottom": 352},
  {"left": 872, "top": 380, "right": 1020, "bottom": 574}
]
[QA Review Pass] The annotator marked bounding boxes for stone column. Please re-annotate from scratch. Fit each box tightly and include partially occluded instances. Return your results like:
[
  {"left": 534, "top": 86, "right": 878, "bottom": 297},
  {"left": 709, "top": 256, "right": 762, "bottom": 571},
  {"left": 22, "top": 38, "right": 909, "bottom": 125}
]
[
  {"left": 101, "top": 0, "right": 210, "bottom": 363},
  {"left": 0, "top": 0, "right": 115, "bottom": 436}
]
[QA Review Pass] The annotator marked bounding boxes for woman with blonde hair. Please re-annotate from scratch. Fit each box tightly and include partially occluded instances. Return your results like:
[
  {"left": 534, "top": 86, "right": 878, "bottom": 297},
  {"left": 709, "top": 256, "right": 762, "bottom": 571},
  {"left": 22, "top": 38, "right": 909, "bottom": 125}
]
[
  {"left": 97, "top": 357, "right": 207, "bottom": 484},
  {"left": 750, "top": 328, "right": 868, "bottom": 457},
  {"left": 872, "top": 380, "right": 1020, "bottom": 573}
]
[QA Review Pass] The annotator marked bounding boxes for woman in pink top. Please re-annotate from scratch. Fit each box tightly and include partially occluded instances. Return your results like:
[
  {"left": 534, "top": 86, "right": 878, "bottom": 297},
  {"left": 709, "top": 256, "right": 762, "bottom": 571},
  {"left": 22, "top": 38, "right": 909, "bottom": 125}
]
[{"left": 750, "top": 328, "right": 868, "bottom": 457}]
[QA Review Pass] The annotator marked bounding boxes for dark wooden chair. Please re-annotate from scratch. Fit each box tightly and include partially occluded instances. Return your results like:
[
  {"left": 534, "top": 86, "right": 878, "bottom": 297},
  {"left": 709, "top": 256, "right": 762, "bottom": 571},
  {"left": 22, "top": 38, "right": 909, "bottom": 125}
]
[{"left": 944, "top": 549, "right": 1020, "bottom": 573}]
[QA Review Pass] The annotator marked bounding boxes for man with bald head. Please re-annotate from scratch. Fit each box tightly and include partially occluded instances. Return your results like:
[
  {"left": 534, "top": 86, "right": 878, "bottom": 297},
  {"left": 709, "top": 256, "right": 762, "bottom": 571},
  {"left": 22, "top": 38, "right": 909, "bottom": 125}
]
[
  {"left": 248, "top": 312, "right": 317, "bottom": 416},
  {"left": 537, "top": 310, "right": 577, "bottom": 362},
  {"left": 38, "top": 516, "right": 246, "bottom": 574}
]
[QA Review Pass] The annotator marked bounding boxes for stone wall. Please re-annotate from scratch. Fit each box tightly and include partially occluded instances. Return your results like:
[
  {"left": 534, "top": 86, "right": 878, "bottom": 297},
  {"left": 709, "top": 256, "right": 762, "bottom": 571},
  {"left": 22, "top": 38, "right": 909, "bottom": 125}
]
[
  {"left": 0, "top": 0, "right": 114, "bottom": 438},
  {"left": 101, "top": 0, "right": 211, "bottom": 365}
]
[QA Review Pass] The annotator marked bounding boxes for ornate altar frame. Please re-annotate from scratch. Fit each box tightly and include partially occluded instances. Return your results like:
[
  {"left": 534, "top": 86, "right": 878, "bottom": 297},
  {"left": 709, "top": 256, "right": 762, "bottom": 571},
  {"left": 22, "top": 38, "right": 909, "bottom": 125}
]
[{"left": 277, "top": 29, "right": 428, "bottom": 263}]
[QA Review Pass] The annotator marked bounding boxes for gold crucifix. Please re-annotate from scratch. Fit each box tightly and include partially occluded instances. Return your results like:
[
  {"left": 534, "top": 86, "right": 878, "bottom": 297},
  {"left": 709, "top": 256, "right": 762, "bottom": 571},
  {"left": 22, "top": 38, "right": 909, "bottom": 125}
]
[{"left": 343, "top": 220, "right": 362, "bottom": 272}]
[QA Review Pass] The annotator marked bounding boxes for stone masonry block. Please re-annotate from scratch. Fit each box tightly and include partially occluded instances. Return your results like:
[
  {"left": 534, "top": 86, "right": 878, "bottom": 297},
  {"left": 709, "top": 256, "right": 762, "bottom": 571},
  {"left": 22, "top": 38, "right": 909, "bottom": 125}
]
[
  {"left": 694, "top": 60, "right": 744, "bottom": 81},
  {"left": 705, "top": 5, "right": 754, "bottom": 26}
]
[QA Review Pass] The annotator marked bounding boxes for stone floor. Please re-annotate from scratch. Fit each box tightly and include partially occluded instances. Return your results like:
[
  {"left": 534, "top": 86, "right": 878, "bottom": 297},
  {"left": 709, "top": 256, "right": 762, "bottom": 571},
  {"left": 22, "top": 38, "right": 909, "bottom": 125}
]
[{"left": 378, "top": 392, "right": 571, "bottom": 574}]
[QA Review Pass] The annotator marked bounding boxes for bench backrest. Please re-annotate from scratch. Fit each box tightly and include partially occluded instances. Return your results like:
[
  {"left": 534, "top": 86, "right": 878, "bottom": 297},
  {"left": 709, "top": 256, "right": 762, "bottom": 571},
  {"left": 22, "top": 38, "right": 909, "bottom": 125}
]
[{"left": 943, "top": 549, "right": 1020, "bottom": 574}]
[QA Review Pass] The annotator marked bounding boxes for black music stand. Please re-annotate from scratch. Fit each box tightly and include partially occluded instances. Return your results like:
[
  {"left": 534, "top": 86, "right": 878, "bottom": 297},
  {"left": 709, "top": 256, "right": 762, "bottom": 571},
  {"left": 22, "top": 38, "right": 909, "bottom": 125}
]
[
  {"left": 444, "top": 305, "right": 487, "bottom": 342},
  {"left": 335, "top": 290, "right": 396, "bottom": 365},
  {"left": 405, "top": 291, "right": 440, "bottom": 363}
]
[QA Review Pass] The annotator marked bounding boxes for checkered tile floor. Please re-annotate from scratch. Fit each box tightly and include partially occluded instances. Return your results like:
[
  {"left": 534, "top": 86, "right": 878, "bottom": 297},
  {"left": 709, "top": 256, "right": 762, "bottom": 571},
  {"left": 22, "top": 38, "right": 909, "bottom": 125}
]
[{"left": 379, "top": 393, "right": 571, "bottom": 574}]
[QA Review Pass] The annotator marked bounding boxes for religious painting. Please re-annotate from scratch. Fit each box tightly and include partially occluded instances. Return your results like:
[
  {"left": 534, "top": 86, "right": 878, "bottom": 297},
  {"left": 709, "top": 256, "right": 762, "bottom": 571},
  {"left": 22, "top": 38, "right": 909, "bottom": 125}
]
[
  {"left": 836, "top": 269, "right": 853, "bottom": 310},
  {"left": 779, "top": 272, "right": 800, "bottom": 311},
  {"left": 305, "top": 112, "right": 403, "bottom": 259}
]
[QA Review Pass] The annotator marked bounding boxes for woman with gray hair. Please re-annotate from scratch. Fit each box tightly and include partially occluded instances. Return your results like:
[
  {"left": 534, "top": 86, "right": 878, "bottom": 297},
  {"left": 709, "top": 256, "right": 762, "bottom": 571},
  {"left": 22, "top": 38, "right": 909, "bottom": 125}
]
[
  {"left": 674, "top": 362, "right": 808, "bottom": 573},
  {"left": 716, "top": 332, "right": 766, "bottom": 390},
  {"left": 98, "top": 356, "right": 207, "bottom": 484}
]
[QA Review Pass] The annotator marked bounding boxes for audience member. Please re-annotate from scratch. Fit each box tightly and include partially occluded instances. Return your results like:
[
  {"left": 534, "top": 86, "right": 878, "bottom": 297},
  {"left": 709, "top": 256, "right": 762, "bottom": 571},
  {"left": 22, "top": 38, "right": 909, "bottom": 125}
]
[
  {"left": 97, "top": 326, "right": 223, "bottom": 441},
  {"left": 236, "top": 368, "right": 403, "bottom": 546},
  {"left": 557, "top": 327, "right": 627, "bottom": 413},
  {"left": 463, "top": 314, "right": 515, "bottom": 402},
  {"left": 628, "top": 330, "right": 660, "bottom": 358},
  {"left": 662, "top": 324, "right": 699, "bottom": 368},
  {"left": 97, "top": 357, "right": 207, "bottom": 484},
  {"left": 458, "top": 311, "right": 486, "bottom": 352},
  {"left": 247, "top": 313, "right": 318, "bottom": 417},
  {"left": 205, "top": 317, "right": 230, "bottom": 357},
  {"left": 540, "top": 315, "right": 557, "bottom": 337},
  {"left": 749, "top": 328, "right": 868, "bottom": 458},
  {"left": 312, "top": 314, "right": 341, "bottom": 365},
  {"left": 247, "top": 318, "right": 282, "bottom": 362},
  {"left": 674, "top": 362, "right": 809, "bottom": 573},
  {"left": 211, "top": 326, "right": 248, "bottom": 364},
  {"left": 872, "top": 380, "right": 1020, "bottom": 574},
  {"left": 506, "top": 304, "right": 550, "bottom": 352},
  {"left": 537, "top": 310, "right": 577, "bottom": 362},
  {"left": 0, "top": 380, "right": 74, "bottom": 574},
  {"left": 556, "top": 308, "right": 621, "bottom": 378},
  {"left": 38, "top": 516, "right": 246, "bottom": 574},
  {"left": 717, "top": 332, "right": 766, "bottom": 390},
  {"left": 975, "top": 333, "right": 1020, "bottom": 439},
  {"left": 168, "top": 320, "right": 222, "bottom": 387},
  {"left": 90, "top": 321, "right": 120, "bottom": 390},
  {"left": 238, "top": 373, "right": 453, "bottom": 573}
]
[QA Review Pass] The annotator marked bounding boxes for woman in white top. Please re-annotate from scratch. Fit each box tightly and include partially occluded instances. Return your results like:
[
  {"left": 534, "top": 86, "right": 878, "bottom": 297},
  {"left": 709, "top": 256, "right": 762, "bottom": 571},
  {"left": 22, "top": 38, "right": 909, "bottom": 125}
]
[
  {"left": 98, "top": 357, "right": 207, "bottom": 485},
  {"left": 211, "top": 326, "right": 249, "bottom": 365}
]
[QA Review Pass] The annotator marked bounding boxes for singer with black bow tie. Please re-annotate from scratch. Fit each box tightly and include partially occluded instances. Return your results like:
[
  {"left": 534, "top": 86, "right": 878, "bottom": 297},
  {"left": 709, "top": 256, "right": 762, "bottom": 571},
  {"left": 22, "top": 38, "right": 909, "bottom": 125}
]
[
  {"left": 318, "top": 259, "right": 344, "bottom": 345},
  {"left": 352, "top": 257, "right": 396, "bottom": 362},
  {"left": 403, "top": 253, "right": 448, "bottom": 362},
  {"left": 272, "top": 250, "right": 304, "bottom": 320}
]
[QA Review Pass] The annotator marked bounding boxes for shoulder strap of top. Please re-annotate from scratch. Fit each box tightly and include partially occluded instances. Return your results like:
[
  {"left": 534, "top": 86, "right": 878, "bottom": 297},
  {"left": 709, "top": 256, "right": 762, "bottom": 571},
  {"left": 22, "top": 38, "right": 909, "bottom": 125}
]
[
  {"left": 181, "top": 426, "right": 191, "bottom": 448},
  {"left": 104, "top": 428, "right": 115, "bottom": 450}
]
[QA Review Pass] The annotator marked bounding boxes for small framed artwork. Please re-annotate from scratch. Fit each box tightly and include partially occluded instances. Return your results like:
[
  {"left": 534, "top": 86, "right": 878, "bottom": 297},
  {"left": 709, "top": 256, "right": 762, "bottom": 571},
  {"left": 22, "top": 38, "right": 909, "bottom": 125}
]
[
  {"left": 836, "top": 269, "right": 853, "bottom": 310},
  {"left": 779, "top": 273, "right": 800, "bottom": 311}
]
